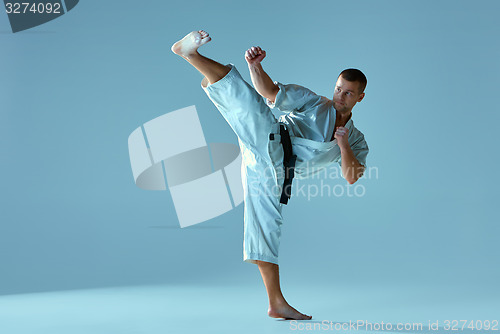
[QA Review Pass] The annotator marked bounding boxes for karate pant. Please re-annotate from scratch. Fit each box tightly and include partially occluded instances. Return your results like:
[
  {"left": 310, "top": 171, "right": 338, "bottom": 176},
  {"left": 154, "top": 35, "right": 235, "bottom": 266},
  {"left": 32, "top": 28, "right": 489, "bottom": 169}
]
[{"left": 202, "top": 64, "right": 285, "bottom": 265}]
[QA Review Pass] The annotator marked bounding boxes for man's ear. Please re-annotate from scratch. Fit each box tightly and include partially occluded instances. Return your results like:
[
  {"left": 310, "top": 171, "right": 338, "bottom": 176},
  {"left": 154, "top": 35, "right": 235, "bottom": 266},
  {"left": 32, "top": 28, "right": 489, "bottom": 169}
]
[{"left": 358, "top": 92, "right": 365, "bottom": 102}]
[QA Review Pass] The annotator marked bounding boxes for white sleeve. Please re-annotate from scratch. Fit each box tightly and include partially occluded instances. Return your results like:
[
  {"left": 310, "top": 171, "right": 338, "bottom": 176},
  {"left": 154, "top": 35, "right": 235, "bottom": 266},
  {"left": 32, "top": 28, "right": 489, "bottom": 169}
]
[
  {"left": 266, "top": 82, "right": 323, "bottom": 112},
  {"left": 338, "top": 136, "right": 369, "bottom": 168}
]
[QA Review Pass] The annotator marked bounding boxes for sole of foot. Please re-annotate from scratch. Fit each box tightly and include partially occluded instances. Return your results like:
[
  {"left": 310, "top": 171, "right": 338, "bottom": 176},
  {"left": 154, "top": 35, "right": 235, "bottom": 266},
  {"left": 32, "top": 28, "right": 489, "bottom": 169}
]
[{"left": 171, "top": 30, "right": 211, "bottom": 58}]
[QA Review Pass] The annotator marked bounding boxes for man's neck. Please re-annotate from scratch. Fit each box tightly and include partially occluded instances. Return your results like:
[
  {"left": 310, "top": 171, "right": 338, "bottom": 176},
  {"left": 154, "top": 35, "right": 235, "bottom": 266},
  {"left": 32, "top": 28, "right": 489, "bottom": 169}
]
[{"left": 336, "top": 111, "right": 352, "bottom": 127}]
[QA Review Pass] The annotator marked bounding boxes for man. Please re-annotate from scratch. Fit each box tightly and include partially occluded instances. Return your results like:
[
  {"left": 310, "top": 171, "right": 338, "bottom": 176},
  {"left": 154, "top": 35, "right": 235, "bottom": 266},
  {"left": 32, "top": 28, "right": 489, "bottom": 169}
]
[{"left": 171, "top": 30, "right": 369, "bottom": 321}]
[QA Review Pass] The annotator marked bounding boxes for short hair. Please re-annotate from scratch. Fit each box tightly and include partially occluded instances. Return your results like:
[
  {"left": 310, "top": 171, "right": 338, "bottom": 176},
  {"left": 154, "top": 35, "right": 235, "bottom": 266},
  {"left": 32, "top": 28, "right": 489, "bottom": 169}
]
[{"left": 338, "top": 68, "right": 367, "bottom": 94}]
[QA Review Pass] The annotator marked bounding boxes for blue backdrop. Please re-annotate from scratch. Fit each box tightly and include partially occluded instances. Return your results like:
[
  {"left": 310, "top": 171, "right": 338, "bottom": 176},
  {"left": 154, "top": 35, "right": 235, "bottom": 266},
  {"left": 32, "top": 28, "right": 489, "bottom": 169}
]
[{"left": 1, "top": 0, "right": 499, "bottom": 295}]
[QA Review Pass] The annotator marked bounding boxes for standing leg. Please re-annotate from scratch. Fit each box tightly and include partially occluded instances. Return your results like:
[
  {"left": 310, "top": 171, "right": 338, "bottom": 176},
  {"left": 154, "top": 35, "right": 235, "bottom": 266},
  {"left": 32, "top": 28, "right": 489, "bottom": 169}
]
[
  {"left": 171, "top": 30, "right": 230, "bottom": 84},
  {"left": 257, "top": 260, "right": 312, "bottom": 320}
]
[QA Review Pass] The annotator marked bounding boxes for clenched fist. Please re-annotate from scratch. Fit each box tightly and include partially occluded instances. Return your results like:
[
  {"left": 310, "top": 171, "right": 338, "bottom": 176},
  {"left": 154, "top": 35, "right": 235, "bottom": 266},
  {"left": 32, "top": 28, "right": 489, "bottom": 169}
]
[
  {"left": 334, "top": 126, "right": 350, "bottom": 149},
  {"left": 245, "top": 46, "right": 266, "bottom": 65}
]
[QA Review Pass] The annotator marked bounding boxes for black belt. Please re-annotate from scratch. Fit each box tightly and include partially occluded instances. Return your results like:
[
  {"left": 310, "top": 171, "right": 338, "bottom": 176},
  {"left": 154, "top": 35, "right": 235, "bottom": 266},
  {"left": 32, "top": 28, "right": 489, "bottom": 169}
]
[{"left": 277, "top": 123, "right": 297, "bottom": 205}]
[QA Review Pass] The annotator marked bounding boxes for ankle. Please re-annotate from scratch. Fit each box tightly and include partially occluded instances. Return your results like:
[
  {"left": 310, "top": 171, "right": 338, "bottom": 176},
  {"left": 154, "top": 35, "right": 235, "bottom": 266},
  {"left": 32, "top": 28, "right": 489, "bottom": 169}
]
[
  {"left": 269, "top": 296, "right": 287, "bottom": 308},
  {"left": 183, "top": 51, "right": 200, "bottom": 61}
]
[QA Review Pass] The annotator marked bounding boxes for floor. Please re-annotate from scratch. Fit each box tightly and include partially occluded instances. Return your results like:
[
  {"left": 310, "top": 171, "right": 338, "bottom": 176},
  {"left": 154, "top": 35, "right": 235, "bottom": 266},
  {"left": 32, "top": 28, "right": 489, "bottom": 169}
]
[{"left": 0, "top": 282, "right": 498, "bottom": 334}]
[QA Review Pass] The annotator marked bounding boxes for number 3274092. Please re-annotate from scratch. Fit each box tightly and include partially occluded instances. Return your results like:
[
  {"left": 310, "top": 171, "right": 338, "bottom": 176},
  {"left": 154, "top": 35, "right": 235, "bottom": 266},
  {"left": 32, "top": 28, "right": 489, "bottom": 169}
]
[
  {"left": 443, "top": 320, "right": 498, "bottom": 331},
  {"left": 5, "top": 2, "right": 62, "bottom": 14}
]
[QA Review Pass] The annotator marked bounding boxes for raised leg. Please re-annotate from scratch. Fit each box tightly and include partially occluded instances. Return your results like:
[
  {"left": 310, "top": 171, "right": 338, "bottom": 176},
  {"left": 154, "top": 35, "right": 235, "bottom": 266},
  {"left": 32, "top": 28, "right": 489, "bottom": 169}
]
[
  {"left": 171, "top": 30, "right": 230, "bottom": 85},
  {"left": 256, "top": 260, "right": 312, "bottom": 320}
]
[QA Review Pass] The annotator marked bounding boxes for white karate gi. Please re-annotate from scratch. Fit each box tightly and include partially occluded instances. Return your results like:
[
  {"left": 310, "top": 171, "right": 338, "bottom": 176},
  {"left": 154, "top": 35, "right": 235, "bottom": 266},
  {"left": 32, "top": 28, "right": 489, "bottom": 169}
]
[{"left": 202, "top": 64, "right": 369, "bottom": 265}]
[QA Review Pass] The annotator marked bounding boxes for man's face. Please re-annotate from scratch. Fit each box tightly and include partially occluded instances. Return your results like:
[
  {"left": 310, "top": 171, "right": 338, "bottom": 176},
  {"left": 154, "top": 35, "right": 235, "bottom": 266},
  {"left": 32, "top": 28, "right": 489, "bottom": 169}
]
[{"left": 332, "top": 76, "right": 365, "bottom": 113}]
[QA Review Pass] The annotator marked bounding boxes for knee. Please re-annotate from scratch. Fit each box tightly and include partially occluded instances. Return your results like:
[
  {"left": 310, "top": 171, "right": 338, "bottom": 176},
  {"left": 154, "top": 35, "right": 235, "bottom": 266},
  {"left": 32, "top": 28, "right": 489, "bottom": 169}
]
[{"left": 256, "top": 260, "right": 278, "bottom": 267}]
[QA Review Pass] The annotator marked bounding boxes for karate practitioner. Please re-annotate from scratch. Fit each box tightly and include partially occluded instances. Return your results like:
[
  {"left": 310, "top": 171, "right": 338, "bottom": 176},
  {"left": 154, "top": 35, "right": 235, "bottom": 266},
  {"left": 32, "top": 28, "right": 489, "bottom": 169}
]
[{"left": 171, "top": 30, "right": 369, "bottom": 321}]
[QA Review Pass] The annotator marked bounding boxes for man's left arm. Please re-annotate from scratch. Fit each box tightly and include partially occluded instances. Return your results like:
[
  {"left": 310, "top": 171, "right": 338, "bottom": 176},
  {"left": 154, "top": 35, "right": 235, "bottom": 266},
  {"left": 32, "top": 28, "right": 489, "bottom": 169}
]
[{"left": 334, "top": 126, "right": 367, "bottom": 184}]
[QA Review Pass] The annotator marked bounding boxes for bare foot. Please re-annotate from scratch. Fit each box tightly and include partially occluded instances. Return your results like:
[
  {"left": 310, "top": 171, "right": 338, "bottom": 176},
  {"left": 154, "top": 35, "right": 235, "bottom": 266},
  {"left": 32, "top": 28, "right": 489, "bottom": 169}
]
[
  {"left": 171, "top": 30, "right": 211, "bottom": 58},
  {"left": 268, "top": 300, "right": 312, "bottom": 320}
]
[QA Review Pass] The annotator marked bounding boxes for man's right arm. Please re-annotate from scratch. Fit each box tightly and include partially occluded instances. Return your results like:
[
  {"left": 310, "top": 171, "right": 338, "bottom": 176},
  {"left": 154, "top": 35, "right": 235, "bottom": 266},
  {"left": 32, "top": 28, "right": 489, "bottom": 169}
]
[
  {"left": 248, "top": 63, "right": 279, "bottom": 103},
  {"left": 245, "top": 46, "right": 279, "bottom": 103},
  {"left": 245, "top": 46, "right": 323, "bottom": 112}
]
